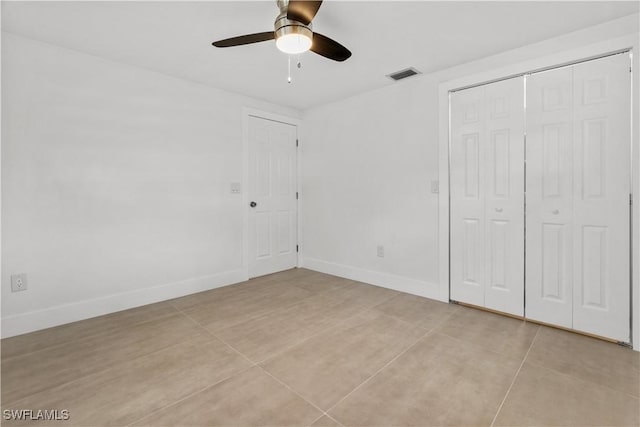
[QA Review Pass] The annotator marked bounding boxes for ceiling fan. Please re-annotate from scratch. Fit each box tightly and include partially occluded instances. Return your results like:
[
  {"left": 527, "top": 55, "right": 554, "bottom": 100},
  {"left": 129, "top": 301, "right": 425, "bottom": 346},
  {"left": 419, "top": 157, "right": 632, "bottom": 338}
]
[{"left": 212, "top": 0, "right": 351, "bottom": 62}]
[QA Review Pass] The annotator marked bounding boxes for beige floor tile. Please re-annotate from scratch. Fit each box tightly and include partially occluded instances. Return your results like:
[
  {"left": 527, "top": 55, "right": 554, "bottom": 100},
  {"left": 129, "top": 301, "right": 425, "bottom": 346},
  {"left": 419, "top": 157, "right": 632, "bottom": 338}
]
[
  {"left": 323, "top": 281, "right": 399, "bottom": 310},
  {"left": 1, "top": 301, "right": 178, "bottom": 360},
  {"left": 169, "top": 283, "right": 252, "bottom": 312},
  {"left": 3, "top": 270, "right": 634, "bottom": 427},
  {"left": 494, "top": 362, "right": 640, "bottom": 426},
  {"left": 182, "top": 284, "right": 314, "bottom": 331},
  {"left": 169, "top": 274, "right": 290, "bottom": 312},
  {"left": 2, "top": 313, "right": 204, "bottom": 403},
  {"left": 310, "top": 415, "right": 343, "bottom": 427},
  {"left": 373, "top": 293, "right": 459, "bottom": 330},
  {"left": 526, "top": 326, "right": 640, "bottom": 397},
  {"left": 132, "top": 366, "right": 322, "bottom": 427},
  {"left": 288, "top": 274, "right": 351, "bottom": 294},
  {"left": 215, "top": 293, "right": 364, "bottom": 362},
  {"left": 278, "top": 268, "right": 329, "bottom": 281},
  {"left": 168, "top": 268, "right": 319, "bottom": 313},
  {"left": 1, "top": 334, "right": 252, "bottom": 426},
  {"left": 329, "top": 332, "right": 521, "bottom": 426},
  {"left": 262, "top": 310, "right": 426, "bottom": 410},
  {"left": 436, "top": 305, "right": 538, "bottom": 359}
]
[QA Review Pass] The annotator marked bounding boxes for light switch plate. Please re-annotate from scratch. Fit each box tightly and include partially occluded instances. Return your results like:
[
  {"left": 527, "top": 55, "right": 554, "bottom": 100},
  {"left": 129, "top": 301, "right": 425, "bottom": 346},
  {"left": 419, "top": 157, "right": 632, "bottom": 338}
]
[
  {"left": 230, "top": 182, "right": 241, "bottom": 194},
  {"left": 431, "top": 180, "right": 439, "bottom": 193}
]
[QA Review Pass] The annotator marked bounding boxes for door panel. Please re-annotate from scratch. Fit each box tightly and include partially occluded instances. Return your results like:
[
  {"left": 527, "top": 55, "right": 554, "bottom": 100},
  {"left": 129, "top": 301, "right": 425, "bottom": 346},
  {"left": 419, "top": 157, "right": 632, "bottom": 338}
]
[
  {"left": 451, "top": 86, "right": 486, "bottom": 307},
  {"left": 248, "top": 116, "right": 298, "bottom": 278},
  {"left": 450, "top": 77, "right": 525, "bottom": 315},
  {"left": 484, "top": 77, "right": 525, "bottom": 316},
  {"left": 526, "top": 54, "right": 630, "bottom": 341},
  {"left": 451, "top": 55, "right": 630, "bottom": 341},
  {"left": 526, "top": 67, "right": 575, "bottom": 328},
  {"left": 571, "top": 54, "right": 630, "bottom": 341}
]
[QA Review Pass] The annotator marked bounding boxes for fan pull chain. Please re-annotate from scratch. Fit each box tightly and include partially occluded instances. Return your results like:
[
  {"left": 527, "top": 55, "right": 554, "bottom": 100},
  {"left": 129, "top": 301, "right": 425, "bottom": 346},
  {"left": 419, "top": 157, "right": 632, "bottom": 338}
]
[
  {"left": 287, "top": 55, "right": 292, "bottom": 84},
  {"left": 297, "top": 54, "right": 302, "bottom": 69}
]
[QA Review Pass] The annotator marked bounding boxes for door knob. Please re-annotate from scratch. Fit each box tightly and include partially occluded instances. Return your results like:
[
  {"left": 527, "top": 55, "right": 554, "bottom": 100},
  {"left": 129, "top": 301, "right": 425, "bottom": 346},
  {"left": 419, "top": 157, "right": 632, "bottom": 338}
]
[
  {"left": 552, "top": 209, "right": 559, "bottom": 214},
  {"left": 250, "top": 201, "right": 257, "bottom": 208},
  {"left": 495, "top": 207, "right": 503, "bottom": 212}
]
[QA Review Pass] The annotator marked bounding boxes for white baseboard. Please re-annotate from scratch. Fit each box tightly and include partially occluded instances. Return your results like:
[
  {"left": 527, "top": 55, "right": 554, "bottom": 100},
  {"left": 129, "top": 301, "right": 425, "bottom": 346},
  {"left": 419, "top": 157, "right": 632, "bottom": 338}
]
[
  {"left": 1, "top": 269, "right": 246, "bottom": 338},
  {"left": 300, "top": 257, "right": 444, "bottom": 302}
]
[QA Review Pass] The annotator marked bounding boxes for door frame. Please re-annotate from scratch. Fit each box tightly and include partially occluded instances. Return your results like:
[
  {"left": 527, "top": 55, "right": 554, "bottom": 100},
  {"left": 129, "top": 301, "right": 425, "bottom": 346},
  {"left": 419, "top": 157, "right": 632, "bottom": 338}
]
[
  {"left": 242, "top": 107, "right": 302, "bottom": 280},
  {"left": 438, "top": 34, "right": 640, "bottom": 350}
]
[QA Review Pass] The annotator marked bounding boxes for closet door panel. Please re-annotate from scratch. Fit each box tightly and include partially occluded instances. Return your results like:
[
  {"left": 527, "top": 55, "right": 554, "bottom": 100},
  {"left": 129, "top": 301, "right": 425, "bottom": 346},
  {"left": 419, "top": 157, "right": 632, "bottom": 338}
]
[
  {"left": 450, "top": 86, "right": 486, "bottom": 307},
  {"left": 525, "top": 68, "right": 574, "bottom": 328},
  {"left": 572, "top": 54, "right": 630, "bottom": 341},
  {"left": 484, "top": 77, "right": 525, "bottom": 316}
]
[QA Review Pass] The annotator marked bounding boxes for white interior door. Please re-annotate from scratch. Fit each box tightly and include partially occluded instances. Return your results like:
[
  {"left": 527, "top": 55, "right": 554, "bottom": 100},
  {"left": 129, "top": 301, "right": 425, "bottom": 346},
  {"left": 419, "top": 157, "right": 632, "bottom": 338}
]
[
  {"left": 451, "top": 85, "right": 487, "bottom": 307},
  {"left": 450, "top": 77, "right": 525, "bottom": 316},
  {"left": 484, "top": 77, "right": 525, "bottom": 316},
  {"left": 525, "top": 66, "right": 575, "bottom": 329},
  {"left": 571, "top": 54, "right": 631, "bottom": 341},
  {"left": 248, "top": 116, "right": 298, "bottom": 278},
  {"left": 526, "top": 54, "right": 631, "bottom": 341}
]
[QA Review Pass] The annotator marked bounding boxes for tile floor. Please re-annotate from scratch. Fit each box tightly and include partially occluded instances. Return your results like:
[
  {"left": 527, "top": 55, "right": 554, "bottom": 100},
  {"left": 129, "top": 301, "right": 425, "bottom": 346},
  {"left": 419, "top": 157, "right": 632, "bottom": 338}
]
[{"left": 2, "top": 268, "right": 639, "bottom": 426}]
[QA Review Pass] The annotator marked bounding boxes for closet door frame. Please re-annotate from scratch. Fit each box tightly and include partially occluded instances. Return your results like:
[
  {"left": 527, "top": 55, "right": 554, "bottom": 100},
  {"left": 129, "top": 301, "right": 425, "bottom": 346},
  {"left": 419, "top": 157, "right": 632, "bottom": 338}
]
[{"left": 437, "top": 34, "right": 639, "bottom": 350}]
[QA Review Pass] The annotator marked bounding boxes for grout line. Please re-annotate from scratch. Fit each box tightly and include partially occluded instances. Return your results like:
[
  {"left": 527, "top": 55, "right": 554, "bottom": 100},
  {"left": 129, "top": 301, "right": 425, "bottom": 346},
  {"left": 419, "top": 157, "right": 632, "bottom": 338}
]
[
  {"left": 524, "top": 357, "right": 640, "bottom": 401},
  {"left": 321, "top": 306, "right": 460, "bottom": 420},
  {"left": 306, "top": 411, "right": 345, "bottom": 427},
  {"left": 254, "top": 289, "right": 421, "bottom": 367},
  {"left": 261, "top": 368, "right": 328, "bottom": 417},
  {"left": 323, "top": 326, "right": 436, "bottom": 417},
  {"left": 489, "top": 326, "right": 540, "bottom": 427},
  {"left": 174, "top": 306, "right": 258, "bottom": 367},
  {"left": 170, "top": 294, "right": 304, "bottom": 329},
  {"left": 307, "top": 413, "right": 326, "bottom": 426},
  {"left": 254, "top": 304, "right": 381, "bottom": 366},
  {"left": 125, "top": 363, "right": 256, "bottom": 427},
  {"left": 1, "top": 306, "right": 182, "bottom": 362},
  {"left": 324, "top": 413, "right": 346, "bottom": 427},
  {"left": 2, "top": 316, "right": 213, "bottom": 409}
]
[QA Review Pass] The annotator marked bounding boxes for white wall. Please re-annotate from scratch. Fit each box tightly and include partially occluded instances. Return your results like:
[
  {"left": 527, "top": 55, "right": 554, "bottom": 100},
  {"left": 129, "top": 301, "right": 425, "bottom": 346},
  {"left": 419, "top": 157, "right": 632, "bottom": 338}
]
[
  {"left": 300, "top": 15, "right": 640, "bottom": 303},
  {"left": 1, "top": 33, "right": 299, "bottom": 337},
  {"left": 3, "top": 13, "right": 639, "bottom": 339},
  {"left": 300, "top": 74, "right": 441, "bottom": 297}
]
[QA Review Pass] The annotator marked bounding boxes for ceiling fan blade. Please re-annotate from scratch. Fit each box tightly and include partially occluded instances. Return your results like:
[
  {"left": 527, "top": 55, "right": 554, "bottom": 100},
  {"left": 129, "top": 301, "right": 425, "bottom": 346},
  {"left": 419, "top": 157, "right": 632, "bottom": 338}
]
[
  {"left": 310, "top": 32, "right": 351, "bottom": 62},
  {"left": 287, "top": 0, "right": 323, "bottom": 25},
  {"left": 212, "top": 31, "right": 274, "bottom": 48}
]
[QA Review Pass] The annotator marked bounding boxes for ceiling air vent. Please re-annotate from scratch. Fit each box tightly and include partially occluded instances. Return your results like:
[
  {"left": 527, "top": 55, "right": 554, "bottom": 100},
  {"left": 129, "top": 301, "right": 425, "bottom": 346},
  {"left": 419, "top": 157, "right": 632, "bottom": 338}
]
[{"left": 387, "top": 67, "right": 421, "bottom": 81}]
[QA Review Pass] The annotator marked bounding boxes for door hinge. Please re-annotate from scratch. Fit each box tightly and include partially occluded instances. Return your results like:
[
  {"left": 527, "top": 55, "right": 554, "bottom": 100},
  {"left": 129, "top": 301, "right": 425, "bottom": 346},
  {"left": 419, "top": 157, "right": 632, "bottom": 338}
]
[
  {"left": 296, "top": 192, "right": 299, "bottom": 200},
  {"left": 296, "top": 245, "right": 299, "bottom": 252},
  {"left": 631, "top": 193, "right": 633, "bottom": 205},
  {"left": 296, "top": 139, "right": 299, "bottom": 147}
]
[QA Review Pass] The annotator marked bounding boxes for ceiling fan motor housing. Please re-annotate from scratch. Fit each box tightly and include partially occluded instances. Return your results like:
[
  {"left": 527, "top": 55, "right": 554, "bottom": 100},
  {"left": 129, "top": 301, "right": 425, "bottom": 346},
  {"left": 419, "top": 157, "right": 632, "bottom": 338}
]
[{"left": 274, "top": 12, "right": 313, "bottom": 43}]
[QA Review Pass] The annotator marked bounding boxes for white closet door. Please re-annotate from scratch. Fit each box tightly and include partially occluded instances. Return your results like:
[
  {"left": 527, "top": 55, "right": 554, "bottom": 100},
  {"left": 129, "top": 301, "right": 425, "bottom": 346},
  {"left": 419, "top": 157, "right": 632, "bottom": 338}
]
[
  {"left": 450, "top": 85, "right": 486, "bottom": 307},
  {"left": 526, "top": 54, "right": 630, "bottom": 341},
  {"left": 450, "top": 77, "right": 525, "bottom": 315},
  {"left": 484, "top": 77, "right": 525, "bottom": 316},
  {"left": 525, "top": 67, "right": 575, "bottom": 328},
  {"left": 571, "top": 54, "right": 630, "bottom": 341}
]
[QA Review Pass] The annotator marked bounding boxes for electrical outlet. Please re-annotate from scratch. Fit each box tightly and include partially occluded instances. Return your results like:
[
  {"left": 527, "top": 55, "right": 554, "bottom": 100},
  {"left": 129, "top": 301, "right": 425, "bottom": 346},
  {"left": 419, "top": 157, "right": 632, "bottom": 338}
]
[
  {"left": 377, "top": 245, "right": 385, "bottom": 257},
  {"left": 11, "top": 273, "right": 27, "bottom": 292}
]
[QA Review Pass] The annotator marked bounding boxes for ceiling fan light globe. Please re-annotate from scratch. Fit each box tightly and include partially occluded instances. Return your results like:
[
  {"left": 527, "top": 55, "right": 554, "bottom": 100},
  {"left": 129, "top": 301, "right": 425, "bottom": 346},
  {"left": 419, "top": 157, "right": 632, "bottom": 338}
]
[{"left": 276, "top": 33, "right": 312, "bottom": 54}]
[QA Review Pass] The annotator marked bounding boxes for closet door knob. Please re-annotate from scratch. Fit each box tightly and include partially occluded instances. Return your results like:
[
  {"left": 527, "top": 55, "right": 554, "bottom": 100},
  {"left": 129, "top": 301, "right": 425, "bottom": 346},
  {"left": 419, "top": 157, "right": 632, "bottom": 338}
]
[
  {"left": 552, "top": 209, "right": 559, "bottom": 214},
  {"left": 250, "top": 201, "right": 257, "bottom": 208}
]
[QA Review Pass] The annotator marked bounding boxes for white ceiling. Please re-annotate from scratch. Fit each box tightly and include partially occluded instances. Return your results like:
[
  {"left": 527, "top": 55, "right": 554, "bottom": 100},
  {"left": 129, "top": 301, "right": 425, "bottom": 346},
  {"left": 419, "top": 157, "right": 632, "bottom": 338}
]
[{"left": 2, "top": 1, "right": 639, "bottom": 110}]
